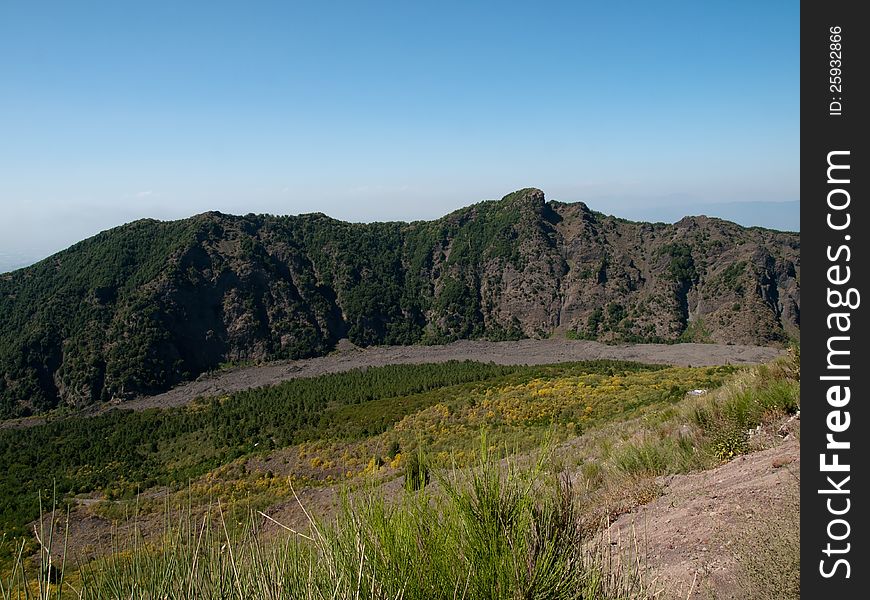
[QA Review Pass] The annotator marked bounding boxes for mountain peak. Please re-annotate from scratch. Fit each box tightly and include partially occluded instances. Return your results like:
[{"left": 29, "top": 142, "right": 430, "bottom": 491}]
[
  {"left": 0, "top": 192, "right": 800, "bottom": 416},
  {"left": 499, "top": 188, "right": 545, "bottom": 206}
]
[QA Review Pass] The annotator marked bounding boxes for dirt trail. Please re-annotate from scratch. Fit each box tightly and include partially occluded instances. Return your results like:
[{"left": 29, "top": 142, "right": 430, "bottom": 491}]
[
  {"left": 113, "top": 339, "right": 783, "bottom": 412},
  {"left": 606, "top": 437, "right": 800, "bottom": 599}
]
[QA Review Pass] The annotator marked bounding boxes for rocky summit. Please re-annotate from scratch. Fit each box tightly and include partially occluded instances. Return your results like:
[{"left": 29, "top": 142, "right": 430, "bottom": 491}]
[{"left": 0, "top": 189, "right": 798, "bottom": 416}]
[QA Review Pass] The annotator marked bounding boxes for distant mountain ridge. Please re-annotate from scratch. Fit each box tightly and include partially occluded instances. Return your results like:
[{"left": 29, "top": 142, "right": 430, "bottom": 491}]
[
  {"left": 0, "top": 188, "right": 799, "bottom": 416},
  {"left": 0, "top": 252, "right": 40, "bottom": 274},
  {"left": 629, "top": 200, "right": 799, "bottom": 233}
]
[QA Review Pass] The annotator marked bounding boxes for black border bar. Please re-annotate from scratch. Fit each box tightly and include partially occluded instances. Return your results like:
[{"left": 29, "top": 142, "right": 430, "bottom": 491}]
[{"left": 802, "top": 0, "right": 869, "bottom": 596}]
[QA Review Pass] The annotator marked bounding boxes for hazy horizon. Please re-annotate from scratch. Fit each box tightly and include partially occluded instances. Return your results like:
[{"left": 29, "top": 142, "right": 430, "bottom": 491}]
[
  {"left": 0, "top": 194, "right": 799, "bottom": 273},
  {"left": 1, "top": 1, "right": 798, "bottom": 271}
]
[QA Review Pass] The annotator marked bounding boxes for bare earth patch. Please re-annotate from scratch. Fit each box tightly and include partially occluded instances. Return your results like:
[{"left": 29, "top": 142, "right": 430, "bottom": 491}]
[
  {"left": 115, "top": 339, "right": 783, "bottom": 412},
  {"left": 606, "top": 438, "right": 800, "bottom": 599}
]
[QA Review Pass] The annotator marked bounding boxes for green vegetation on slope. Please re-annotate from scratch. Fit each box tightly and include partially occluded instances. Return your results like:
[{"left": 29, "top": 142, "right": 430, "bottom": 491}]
[
  {"left": 1, "top": 360, "right": 684, "bottom": 554},
  {"left": 0, "top": 189, "right": 800, "bottom": 417},
  {"left": 5, "top": 449, "right": 655, "bottom": 600},
  {"left": 1, "top": 352, "right": 799, "bottom": 599},
  {"left": 0, "top": 362, "right": 504, "bottom": 542}
]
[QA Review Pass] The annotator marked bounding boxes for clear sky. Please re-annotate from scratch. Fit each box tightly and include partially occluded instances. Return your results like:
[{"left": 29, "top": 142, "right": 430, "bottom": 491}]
[{"left": 0, "top": 1, "right": 798, "bottom": 271}]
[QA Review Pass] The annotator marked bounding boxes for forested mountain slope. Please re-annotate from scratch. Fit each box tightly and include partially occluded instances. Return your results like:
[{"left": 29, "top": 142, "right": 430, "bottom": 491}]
[{"left": 0, "top": 188, "right": 799, "bottom": 416}]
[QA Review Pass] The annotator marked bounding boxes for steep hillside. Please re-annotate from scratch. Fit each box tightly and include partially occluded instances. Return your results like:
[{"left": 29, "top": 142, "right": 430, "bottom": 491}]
[{"left": 0, "top": 188, "right": 799, "bottom": 416}]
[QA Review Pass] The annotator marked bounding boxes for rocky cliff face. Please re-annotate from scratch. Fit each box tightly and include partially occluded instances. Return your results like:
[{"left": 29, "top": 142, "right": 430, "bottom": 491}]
[
  {"left": 0, "top": 188, "right": 799, "bottom": 415},
  {"left": 414, "top": 188, "right": 799, "bottom": 346}
]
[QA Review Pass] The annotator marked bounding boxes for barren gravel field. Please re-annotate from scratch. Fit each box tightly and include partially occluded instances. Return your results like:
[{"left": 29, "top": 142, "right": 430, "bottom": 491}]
[{"left": 117, "top": 339, "right": 784, "bottom": 412}]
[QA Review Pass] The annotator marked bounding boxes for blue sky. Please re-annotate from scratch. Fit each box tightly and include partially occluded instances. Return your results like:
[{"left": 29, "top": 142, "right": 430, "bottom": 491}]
[{"left": 0, "top": 1, "right": 798, "bottom": 270}]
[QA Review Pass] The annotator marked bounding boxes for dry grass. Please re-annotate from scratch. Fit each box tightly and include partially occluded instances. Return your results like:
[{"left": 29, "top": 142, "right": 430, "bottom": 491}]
[{"left": 732, "top": 469, "right": 800, "bottom": 599}]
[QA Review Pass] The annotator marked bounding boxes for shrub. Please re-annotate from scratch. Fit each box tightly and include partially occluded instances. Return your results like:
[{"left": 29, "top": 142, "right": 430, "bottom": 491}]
[
  {"left": 403, "top": 449, "right": 430, "bottom": 491},
  {"left": 385, "top": 439, "right": 400, "bottom": 459},
  {"left": 612, "top": 439, "right": 671, "bottom": 476},
  {"left": 711, "top": 428, "right": 749, "bottom": 461}
]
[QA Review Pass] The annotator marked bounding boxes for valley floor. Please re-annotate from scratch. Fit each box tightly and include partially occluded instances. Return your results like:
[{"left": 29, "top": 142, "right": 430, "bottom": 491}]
[{"left": 118, "top": 339, "right": 784, "bottom": 413}]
